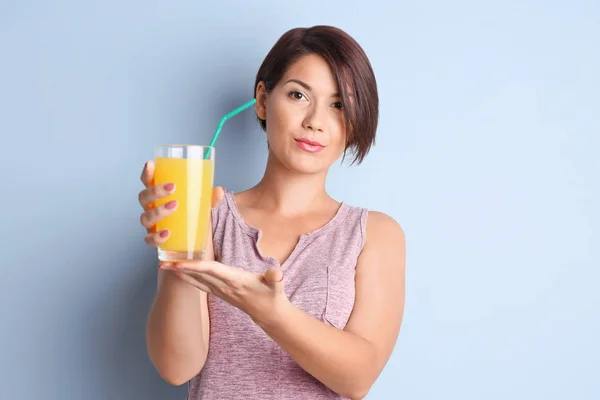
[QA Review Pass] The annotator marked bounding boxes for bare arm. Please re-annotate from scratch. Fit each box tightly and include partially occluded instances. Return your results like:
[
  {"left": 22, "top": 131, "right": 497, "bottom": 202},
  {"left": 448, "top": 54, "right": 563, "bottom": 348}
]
[
  {"left": 142, "top": 161, "right": 223, "bottom": 385},
  {"left": 146, "top": 265, "right": 210, "bottom": 385},
  {"left": 145, "top": 211, "right": 219, "bottom": 385},
  {"left": 255, "top": 211, "right": 406, "bottom": 399}
]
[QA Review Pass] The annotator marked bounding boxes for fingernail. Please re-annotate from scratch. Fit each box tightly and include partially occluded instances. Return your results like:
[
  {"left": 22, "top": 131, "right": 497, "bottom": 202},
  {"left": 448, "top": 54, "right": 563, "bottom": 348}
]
[
  {"left": 165, "top": 200, "right": 177, "bottom": 209},
  {"left": 159, "top": 230, "right": 169, "bottom": 238},
  {"left": 164, "top": 183, "right": 175, "bottom": 192}
]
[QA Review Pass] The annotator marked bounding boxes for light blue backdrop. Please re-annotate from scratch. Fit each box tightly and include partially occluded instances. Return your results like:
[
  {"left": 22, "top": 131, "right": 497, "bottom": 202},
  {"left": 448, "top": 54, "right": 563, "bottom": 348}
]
[{"left": 0, "top": 1, "right": 598, "bottom": 399}]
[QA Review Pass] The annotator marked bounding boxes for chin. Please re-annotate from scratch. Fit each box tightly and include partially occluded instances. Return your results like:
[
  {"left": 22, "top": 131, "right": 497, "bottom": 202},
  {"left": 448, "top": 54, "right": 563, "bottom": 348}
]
[{"left": 279, "top": 150, "right": 332, "bottom": 175}]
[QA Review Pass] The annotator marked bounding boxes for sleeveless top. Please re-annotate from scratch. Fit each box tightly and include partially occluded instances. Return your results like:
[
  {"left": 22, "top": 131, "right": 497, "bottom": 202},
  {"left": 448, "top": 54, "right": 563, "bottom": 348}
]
[{"left": 187, "top": 191, "right": 368, "bottom": 400}]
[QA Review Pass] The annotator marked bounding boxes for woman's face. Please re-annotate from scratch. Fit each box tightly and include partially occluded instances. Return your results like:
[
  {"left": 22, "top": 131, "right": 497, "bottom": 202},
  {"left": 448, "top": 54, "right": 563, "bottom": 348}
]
[{"left": 255, "top": 54, "right": 347, "bottom": 175}]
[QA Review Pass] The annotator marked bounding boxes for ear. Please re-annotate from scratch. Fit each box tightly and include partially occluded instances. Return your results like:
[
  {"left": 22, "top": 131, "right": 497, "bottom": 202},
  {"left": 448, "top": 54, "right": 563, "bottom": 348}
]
[{"left": 255, "top": 81, "right": 267, "bottom": 121}]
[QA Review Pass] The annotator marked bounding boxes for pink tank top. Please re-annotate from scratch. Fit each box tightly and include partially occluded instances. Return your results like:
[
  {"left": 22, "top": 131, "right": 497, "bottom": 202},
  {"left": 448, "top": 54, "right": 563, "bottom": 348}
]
[{"left": 187, "top": 191, "right": 368, "bottom": 400}]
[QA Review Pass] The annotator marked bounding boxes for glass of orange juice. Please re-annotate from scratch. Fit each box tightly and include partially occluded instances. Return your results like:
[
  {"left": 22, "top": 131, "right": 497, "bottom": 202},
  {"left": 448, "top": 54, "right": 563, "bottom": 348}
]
[{"left": 153, "top": 144, "right": 215, "bottom": 262}]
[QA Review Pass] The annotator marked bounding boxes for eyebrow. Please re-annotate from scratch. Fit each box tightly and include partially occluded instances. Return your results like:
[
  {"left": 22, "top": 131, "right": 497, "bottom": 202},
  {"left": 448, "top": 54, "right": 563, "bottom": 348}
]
[{"left": 284, "top": 79, "right": 340, "bottom": 98}]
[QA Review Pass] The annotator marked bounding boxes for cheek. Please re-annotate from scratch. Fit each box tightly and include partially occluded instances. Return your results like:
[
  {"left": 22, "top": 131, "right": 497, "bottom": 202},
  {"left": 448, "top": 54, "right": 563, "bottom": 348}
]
[
  {"left": 331, "top": 119, "right": 347, "bottom": 152},
  {"left": 333, "top": 138, "right": 347, "bottom": 159},
  {"left": 264, "top": 103, "right": 281, "bottom": 143},
  {"left": 266, "top": 100, "right": 299, "bottom": 139}
]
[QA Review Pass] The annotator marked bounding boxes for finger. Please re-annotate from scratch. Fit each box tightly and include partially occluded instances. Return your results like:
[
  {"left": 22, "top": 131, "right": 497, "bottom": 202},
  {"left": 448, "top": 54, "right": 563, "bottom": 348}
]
[
  {"left": 140, "top": 160, "right": 155, "bottom": 187},
  {"left": 197, "top": 271, "right": 228, "bottom": 289},
  {"left": 160, "top": 264, "right": 216, "bottom": 293},
  {"left": 174, "top": 268, "right": 226, "bottom": 288},
  {"left": 170, "top": 262, "right": 229, "bottom": 288},
  {"left": 174, "top": 271, "right": 214, "bottom": 294},
  {"left": 212, "top": 186, "right": 226, "bottom": 208},
  {"left": 263, "top": 267, "right": 284, "bottom": 284},
  {"left": 140, "top": 200, "right": 178, "bottom": 229},
  {"left": 138, "top": 183, "right": 176, "bottom": 209},
  {"left": 174, "top": 261, "right": 241, "bottom": 289},
  {"left": 144, "top": 229, "right": 170, "bottom": 246},
  {"left": 175, "top": 261, "right": 228, "bottom": 276}
]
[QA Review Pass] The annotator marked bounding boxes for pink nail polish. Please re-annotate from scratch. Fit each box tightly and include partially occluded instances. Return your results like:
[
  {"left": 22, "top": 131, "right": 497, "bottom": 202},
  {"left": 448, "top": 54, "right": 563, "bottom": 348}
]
[
  {"left": 164, "top": 183, "right": 175, "bottom": 191},
  {"left": 165, "top": 200, "right": 177, "bottom": 209},
  {"left": 159, "top": 230, "right": 169, "bottom": 238}
]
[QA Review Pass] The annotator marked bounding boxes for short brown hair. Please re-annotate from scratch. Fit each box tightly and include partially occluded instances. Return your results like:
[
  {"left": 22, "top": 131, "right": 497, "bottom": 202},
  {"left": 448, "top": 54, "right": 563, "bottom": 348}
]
[{"left": 254, "top": 25, "right": 379, "bottom": 164}]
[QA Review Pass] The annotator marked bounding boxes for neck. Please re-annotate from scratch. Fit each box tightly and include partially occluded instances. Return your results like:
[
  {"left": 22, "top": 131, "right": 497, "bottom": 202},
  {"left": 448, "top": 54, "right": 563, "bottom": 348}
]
[{"left": 248, "top": 151, "right": 332, "bottom": 216}]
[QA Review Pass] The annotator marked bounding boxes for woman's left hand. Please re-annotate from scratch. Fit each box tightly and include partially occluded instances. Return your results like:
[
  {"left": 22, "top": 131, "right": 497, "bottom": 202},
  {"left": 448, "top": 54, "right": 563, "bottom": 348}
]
[{"left": 160, "top": 261, "right": 286, "bottom": 321}]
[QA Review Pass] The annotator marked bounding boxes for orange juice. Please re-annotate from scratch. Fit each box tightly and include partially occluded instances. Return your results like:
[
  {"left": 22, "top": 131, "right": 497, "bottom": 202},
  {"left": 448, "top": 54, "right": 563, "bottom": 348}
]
[{"left": 153, "top": 157, "right": 215, "bottom": 258}]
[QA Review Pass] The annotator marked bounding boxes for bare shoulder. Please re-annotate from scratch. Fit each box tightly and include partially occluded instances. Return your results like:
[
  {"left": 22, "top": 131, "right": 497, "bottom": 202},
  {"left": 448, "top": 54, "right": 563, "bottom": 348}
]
[
  {"left": 345, "top": 209, "right": 405, "bottom": 364},
  {"left": 365, "top": 211, "right": 405, "bottom": 247}
]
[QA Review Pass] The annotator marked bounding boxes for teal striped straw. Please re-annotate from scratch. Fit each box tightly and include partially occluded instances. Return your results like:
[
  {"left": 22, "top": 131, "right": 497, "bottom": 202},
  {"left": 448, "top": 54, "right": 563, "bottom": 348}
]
[{"left": 204, "top": 98, "right": 257, "bottom": 159}]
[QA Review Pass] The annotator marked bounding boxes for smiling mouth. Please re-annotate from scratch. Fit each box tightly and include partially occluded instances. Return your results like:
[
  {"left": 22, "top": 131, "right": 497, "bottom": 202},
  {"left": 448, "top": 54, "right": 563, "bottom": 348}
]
[{"left": 294, "top": 138, "right": 325, "bottom": 153}]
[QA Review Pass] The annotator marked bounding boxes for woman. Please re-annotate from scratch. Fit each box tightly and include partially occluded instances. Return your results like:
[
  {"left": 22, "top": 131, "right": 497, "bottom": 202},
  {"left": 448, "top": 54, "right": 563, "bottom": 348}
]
[{"left": 139, "top": 25, "right": 406, "bottom": 400}]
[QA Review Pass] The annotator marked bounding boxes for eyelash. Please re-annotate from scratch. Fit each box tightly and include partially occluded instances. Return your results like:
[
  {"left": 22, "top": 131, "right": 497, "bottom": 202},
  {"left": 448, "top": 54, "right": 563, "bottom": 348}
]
[{"left": 288, "top": 91, "right": 343, "bottom": 110}]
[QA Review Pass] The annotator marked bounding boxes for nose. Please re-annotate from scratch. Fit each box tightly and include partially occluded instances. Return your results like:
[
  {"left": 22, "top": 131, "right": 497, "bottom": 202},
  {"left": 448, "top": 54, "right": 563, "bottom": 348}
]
[{"left": 303, "top": 105, "right": 325, "bottom": 133}]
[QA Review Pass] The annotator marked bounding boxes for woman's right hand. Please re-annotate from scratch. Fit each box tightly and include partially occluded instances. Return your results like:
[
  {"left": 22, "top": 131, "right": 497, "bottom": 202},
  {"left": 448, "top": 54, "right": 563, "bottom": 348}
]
[
  {"left": 139, "top": 160, "right": 178, "bottom": 247},
  {"left": 138, "top": 160, "right": 226, "bottom": 248}
]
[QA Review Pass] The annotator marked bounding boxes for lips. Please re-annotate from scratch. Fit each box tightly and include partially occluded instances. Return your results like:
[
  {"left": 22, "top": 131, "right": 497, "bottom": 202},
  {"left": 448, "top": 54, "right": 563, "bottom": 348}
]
[
  {"left": 294, "top": 138, "right": 325, "bottom": 153},
  {"left": 295, "top": 138, "right": 324, "bottom": 147}
]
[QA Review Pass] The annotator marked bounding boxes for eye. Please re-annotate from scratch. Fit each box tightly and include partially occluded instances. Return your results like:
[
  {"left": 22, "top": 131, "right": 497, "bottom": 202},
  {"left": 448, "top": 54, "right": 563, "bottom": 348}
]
[
  {"left": 332, "top": 101, "right": 343, "bottom": 110},
  {"left": 289, "top": 91, "right": 307, "bottom": 101}
]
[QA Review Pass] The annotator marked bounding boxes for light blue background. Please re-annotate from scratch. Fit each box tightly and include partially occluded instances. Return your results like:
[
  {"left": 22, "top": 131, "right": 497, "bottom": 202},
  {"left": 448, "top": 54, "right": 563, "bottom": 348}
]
[{"left": 0, "top": 1, "right": 598, "bottom": 399}]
